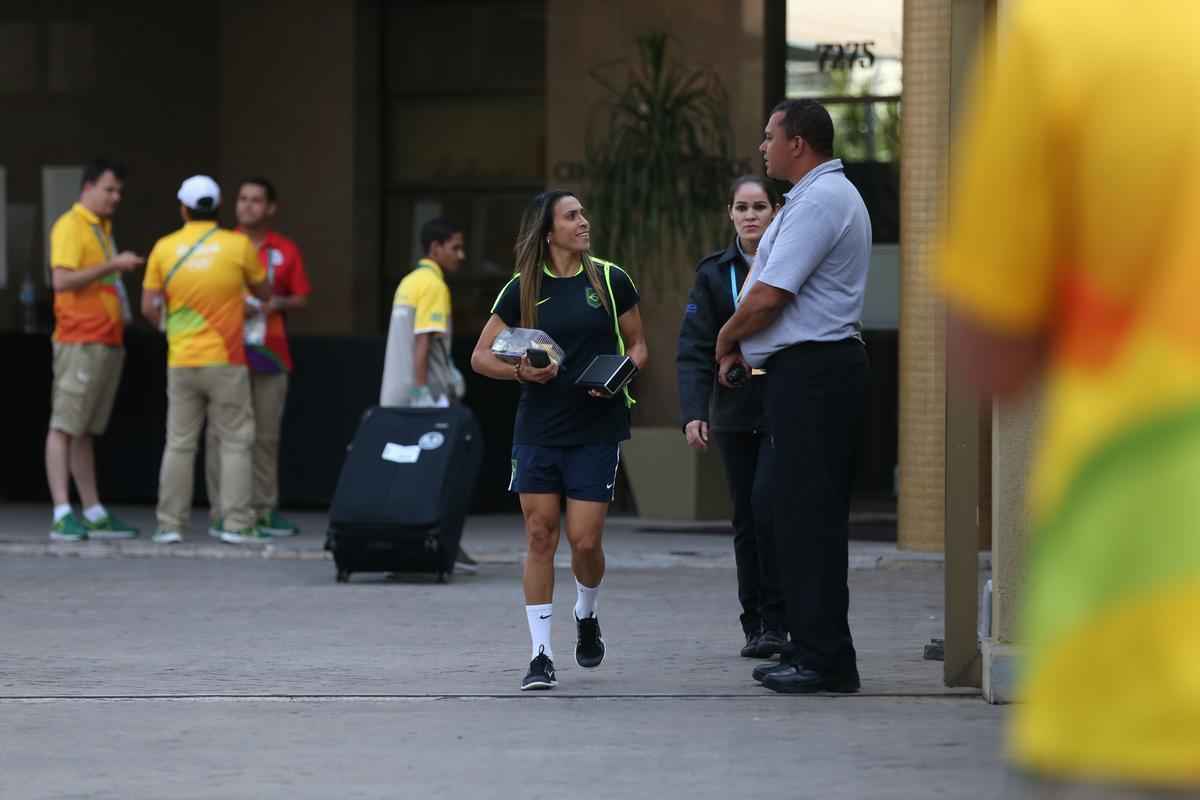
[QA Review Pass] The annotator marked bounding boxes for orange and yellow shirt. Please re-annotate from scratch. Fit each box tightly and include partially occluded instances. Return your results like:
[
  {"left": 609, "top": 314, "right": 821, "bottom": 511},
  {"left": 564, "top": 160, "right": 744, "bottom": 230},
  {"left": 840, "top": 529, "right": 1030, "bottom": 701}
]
[
  {"left": 939, "top": 0, "right": 1200, "bottom": 787},
  {"left": 143, "top": 222, "right": 265, "bottom": 368},
  {"left": 49, "top": 202, "right": 124, "bottom": 346}
]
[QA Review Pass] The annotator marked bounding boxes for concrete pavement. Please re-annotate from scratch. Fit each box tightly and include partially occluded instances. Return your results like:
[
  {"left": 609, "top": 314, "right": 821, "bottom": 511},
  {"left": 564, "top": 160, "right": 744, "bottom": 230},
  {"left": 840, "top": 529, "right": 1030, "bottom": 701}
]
[
  {"left": 0, "top": 504, "right": 970, "bottom": 571},
  {"left": 0, "top": 507, "right": 1006, "bottom": 798},
  {"left": 3, "top": 695, "right": 1005, "bottom": 799}
]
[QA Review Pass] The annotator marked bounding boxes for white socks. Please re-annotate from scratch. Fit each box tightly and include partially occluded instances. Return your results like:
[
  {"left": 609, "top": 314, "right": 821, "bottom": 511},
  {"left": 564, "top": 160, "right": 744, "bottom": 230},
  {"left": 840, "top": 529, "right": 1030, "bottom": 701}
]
[
  {"left": 526, "top": 579, "right": 601, "bottom": 660},
  {"left": 574, "top": 578, "right": 600, "bottom": 620},
  {"left": 525, "top": 604, "right": 553, "bottom": 659},
  {"left": 54, "top": 505, "right": 108, "bottom": 523}
]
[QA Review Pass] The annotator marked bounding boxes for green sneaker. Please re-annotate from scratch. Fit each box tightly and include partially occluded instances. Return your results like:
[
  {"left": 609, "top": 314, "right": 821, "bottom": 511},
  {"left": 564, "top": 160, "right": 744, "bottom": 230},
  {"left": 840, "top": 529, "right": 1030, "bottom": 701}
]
[
  {"left": 49, "top": 513, "right": 88, "bottom": 542},
  {"left": 82, "top": 513, "right": 139, "bottom": 540},
  {"left": 257, "top": 510, "right": 299, "bottom": 537},
  {"left": 207, "top": 518, "right": 224, "bottom": 540},
  {"left": 213, "top": 525, "right": 272, "bottom": 545}
]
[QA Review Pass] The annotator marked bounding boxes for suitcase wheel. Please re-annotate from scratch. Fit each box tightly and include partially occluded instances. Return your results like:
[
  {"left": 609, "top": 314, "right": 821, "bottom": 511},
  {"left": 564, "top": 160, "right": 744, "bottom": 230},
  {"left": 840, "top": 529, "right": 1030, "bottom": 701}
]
[{"left": 336, "top": 569, "right": 351, "bottom": 583}]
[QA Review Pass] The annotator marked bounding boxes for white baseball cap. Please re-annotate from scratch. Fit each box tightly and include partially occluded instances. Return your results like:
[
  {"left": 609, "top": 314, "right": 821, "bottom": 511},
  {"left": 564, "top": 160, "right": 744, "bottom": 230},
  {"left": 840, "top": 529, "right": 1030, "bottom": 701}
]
[{"left": 177, "top": 175, "right": 221, "bottom": 211}]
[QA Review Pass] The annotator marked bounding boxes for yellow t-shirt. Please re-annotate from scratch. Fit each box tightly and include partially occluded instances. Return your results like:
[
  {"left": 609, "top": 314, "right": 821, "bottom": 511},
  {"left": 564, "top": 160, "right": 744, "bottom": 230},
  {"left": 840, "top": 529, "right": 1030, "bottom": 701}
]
[
  {"left": 143, "top": 222, "right": 265, "bottom": 367},
  {"left": 393, "top": 258, "right": 452, "bottom": 336},
  {"left": 939, "top": 0, "right": 1200, "bottom": 787},
  {"left": 49, "top": 203, "right": 124, "bottom": 345}
]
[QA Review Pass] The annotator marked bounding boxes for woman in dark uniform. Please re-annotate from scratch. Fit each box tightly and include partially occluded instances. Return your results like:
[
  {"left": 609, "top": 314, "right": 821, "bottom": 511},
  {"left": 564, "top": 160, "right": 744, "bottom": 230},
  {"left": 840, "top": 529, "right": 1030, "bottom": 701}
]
[
  {"left": 676, "top": 175, "right": 786, "bottom": 659},
  {"left": 471, "top": 190, "right": 648, "bottom": 691}
]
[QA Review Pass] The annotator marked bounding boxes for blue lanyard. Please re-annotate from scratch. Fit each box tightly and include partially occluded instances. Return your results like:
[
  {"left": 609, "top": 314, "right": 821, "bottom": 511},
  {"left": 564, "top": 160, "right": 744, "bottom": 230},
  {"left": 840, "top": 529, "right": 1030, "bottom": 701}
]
[{"left": 731, "top": 236, "right": 751, "bottom": 307}]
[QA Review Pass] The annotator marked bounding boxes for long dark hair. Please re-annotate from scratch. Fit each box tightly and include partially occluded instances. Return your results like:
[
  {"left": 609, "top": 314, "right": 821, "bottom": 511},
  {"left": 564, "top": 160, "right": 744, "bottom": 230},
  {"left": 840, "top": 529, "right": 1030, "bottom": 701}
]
[{"left": 513, "top": 191, "right": 611, "bottom": 328}]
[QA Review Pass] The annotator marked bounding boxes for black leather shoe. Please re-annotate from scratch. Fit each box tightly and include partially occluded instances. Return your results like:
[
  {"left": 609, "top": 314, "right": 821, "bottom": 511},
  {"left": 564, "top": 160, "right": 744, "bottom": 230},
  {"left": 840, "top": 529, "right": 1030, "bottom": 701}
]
[
  {"left": 740, "top": 631, "right": 762, "bottom": 658},
  {"left": 762, "top": 665, "right": 861, "bottom": 694},
  {"left": 752, "top": 662, "right": 794, "bottom": 682},
  {"left": 751, "top": 629, "right": 788, "bottom": 659}
]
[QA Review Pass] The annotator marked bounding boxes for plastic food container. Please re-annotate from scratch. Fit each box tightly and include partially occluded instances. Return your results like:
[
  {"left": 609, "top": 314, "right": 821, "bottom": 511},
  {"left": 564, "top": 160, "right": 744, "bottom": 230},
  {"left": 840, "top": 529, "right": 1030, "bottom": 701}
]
[
  {"left": 244, "top": 297, "right": 266, "bottom": 346},
  {"left": 491, "top": 327, "right": 565, "bottom": 365}
]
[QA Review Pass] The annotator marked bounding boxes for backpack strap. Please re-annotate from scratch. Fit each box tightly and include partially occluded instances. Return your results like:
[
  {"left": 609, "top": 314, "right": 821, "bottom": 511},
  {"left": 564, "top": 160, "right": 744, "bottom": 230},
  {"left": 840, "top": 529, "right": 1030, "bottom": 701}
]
[
  {"left": 163, "top": 227, "right": 219, "bottom": 292},
  {"left": 601, "top": 261, "right": 636, "bottom": 409},
  {"left": 160, "top": 226, "right": 220, "bottom": 328}
]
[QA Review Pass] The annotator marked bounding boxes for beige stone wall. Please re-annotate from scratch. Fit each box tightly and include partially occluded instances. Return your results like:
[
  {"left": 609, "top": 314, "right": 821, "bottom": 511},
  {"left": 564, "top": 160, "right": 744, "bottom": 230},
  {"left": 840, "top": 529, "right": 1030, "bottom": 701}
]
[
  {"left": 898, "top": 0, "right": 951, "bottom": 550},
  {"left": 0, "top": 2, "right": 221, "bottom": 331},
  {"left": 218, "top": 0, "right": 367, "bottom": 336},
  {"left": 545, "top": 0, "right": 766, "bottom": 426},
  {"left": 0, "top": 2, "right": 377, "bottom": 337},
  {"left": 546, "top": 1, "right": 766, "bottom": 189},
  {"left": 6, "top": 1, "right": 760, "bottom": 353}
]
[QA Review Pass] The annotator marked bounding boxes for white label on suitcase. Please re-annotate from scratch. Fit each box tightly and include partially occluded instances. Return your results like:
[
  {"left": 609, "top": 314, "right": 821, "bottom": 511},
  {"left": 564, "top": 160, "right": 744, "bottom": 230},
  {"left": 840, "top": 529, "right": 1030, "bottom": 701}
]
[{"left": 381, "top": 443, "right": 421, "bottom": 464}]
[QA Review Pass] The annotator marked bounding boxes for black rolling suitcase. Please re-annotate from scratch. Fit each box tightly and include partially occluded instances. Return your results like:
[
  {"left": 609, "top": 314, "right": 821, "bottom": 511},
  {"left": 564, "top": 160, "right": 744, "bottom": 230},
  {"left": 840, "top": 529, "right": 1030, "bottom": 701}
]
[{"left": 325, "top": 405, "right": 482, "bottom": 583}]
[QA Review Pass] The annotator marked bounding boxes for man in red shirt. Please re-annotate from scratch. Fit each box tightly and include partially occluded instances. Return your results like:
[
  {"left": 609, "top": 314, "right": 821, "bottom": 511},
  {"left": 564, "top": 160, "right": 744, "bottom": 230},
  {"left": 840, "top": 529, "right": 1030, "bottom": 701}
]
[{"left": 206, "top": 177, "right": 311, "bottom": 536}]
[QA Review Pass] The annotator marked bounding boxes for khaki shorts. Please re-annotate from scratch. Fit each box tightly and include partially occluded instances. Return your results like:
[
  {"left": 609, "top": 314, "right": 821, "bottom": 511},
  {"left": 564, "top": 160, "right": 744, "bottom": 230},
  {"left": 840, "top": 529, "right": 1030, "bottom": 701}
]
[{"left": 50, "top": 342, "right": 125, "bottom": 436}]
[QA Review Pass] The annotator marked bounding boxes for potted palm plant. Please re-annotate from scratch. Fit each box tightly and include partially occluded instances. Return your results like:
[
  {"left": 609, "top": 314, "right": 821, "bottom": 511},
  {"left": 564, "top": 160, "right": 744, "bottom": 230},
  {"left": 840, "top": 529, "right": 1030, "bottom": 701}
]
[
  {"left": 584, "top": 32, "right": 735, "bottom": 294},
  {"left": 584, "top": 33, "right": 739, "bottom": 521}
]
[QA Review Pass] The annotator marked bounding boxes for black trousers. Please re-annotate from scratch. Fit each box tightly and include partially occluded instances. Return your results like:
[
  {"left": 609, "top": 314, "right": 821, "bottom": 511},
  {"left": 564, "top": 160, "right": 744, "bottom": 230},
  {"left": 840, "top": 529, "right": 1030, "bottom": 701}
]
[
  {"left": 713, "top": 428, "right": 785, "bottom": 636},
  {"left": 765, "top": 339, "right": 868, "bottom": 674}
]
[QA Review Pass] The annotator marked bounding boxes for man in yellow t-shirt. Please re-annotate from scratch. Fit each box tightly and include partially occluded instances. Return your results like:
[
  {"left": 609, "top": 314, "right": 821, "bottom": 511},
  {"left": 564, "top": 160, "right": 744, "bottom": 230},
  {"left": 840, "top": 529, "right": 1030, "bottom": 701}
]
[
  {"left": 141, "top": 175, "right": 270, "bottom": 545},
  {"left": 389, "top": 217, "right": 475, "bottom": 571},
  {"left": 939, "top": 0, "right": 1200, "bottom": 791},
  {"left": 392, "top": 218, "right": 466, "bottom": 407},
  {"left": 45, "top": 158, "right": 145, "bottom": 543}
]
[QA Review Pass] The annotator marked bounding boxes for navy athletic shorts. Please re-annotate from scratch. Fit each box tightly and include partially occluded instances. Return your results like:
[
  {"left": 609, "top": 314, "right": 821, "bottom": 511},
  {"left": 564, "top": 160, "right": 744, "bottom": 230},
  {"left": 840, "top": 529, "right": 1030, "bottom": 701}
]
[{"left": 509, "top": 443, "right": 621, "bottom": 502}]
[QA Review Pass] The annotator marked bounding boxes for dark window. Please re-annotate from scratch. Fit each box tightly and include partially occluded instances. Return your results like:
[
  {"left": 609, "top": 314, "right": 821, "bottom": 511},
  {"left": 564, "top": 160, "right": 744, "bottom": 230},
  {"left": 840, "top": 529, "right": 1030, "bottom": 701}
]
[
  {"left": 784, "top": 6, "right": 902, "bottom": 243},
  {"left": 381, "top": 0, "right": 547, "bottom": 330}
]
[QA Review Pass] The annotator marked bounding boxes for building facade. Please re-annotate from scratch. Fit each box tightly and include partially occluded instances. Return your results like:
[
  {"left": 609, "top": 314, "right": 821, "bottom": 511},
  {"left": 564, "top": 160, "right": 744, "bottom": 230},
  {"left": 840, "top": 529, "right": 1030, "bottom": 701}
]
[{"left": 2, "top": 0, "right": 941, "bottom": 524}]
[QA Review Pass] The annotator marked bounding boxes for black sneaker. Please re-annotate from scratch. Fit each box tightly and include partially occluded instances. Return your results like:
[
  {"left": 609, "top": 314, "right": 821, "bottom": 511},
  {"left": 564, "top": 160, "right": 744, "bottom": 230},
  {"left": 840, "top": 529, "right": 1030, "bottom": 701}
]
[
  {"left": 575, "top": 614, "right": 605, "bottom": 669},
  {"left": 740, "top": 630, "right": 762, "bottom": 658},
  {"left": 521, "top": 647, "right": 557, "bottom": 690},
  {"left": 751, "top": 629, "right": 788, "bottom": 659}
]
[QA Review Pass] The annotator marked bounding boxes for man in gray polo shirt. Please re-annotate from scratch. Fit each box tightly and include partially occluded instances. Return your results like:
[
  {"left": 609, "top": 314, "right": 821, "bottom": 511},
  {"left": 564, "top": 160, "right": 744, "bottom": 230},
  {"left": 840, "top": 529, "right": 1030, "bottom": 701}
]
[{"left": 716, "top": 98, "right": 871, "bottom": 694}]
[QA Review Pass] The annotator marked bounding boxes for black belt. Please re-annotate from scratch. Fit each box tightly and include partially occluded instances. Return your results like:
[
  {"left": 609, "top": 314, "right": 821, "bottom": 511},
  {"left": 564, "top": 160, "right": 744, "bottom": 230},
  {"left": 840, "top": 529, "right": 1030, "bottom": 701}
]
[{"left": 776, "top": 336, "right": 863, "bottom": 353}]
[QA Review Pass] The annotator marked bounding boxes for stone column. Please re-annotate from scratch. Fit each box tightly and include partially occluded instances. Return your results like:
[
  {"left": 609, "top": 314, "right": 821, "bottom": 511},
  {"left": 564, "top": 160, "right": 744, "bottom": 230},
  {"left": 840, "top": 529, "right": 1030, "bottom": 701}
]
[
  {"left": 898, "top": 0, "right": 952, "bottom": 553},
  {"left": 983, "top": 387, "right": 1037, "bottom": 702},
  {"left": 903, "top": 0, "right": 997, "bottom": 687},
  {"left": 978, "top": 0, "right": 1035, "bottom": 704}
]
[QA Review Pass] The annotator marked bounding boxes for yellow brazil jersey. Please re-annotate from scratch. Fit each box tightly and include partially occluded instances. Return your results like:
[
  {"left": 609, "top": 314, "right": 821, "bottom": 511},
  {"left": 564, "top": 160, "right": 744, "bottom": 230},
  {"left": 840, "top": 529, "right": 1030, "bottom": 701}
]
[
  {"left": 49, "top": 203, "right": 124, "bottom": 345},
  {"left": 939, "top": 0, "right": 1200, "bottom": 787},
  {"left": 143, "top": 222, "right": 265, "bottom": 368},
  {"left": 393, "top": 258, "right": 451, "bottom": 337}
]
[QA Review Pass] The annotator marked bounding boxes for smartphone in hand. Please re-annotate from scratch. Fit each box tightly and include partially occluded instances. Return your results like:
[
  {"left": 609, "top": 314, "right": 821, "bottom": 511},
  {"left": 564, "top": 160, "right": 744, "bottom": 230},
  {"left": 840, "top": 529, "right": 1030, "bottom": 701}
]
[
  {"left": 725, "top": 364, "right": 748, "bottom": 387},
  {"left": 525, "top": 348, "right": 551, "bottom": 368}
]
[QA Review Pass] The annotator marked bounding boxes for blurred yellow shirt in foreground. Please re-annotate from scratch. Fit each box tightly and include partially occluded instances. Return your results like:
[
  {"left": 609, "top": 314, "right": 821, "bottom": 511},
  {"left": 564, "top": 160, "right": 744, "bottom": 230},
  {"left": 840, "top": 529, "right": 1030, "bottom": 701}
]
[{"left": 939, "top": 0, "right": 1200, "bottom": 788}]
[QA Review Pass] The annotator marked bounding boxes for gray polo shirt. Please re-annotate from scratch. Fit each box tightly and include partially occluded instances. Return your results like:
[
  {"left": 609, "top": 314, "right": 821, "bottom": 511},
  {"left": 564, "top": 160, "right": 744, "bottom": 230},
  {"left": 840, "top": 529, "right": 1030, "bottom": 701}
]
[{"left": 740, "top": 159, "right": 871, "bottom": 367}]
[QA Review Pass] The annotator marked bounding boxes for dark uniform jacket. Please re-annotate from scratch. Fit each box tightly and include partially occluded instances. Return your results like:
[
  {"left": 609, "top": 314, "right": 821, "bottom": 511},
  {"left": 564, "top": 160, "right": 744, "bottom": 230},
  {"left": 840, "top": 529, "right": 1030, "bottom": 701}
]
[{"left": 676, "top": 240, "right": 767, "bottom": 433}]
